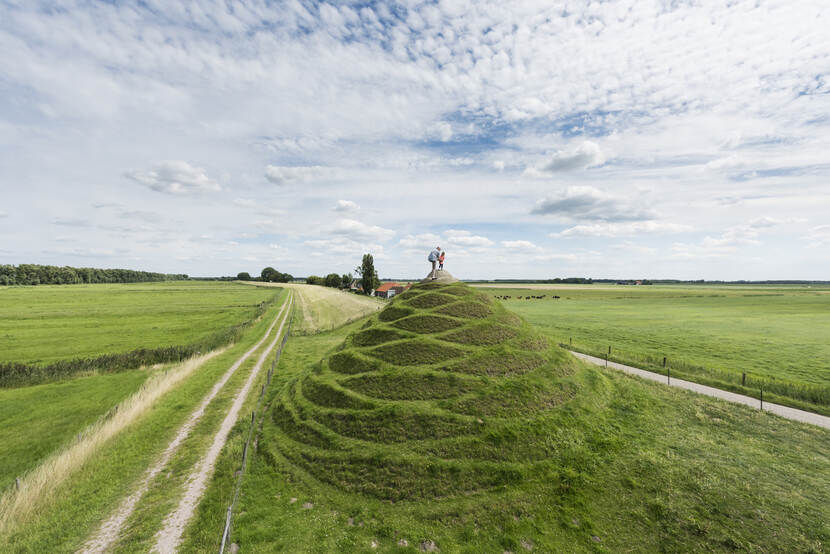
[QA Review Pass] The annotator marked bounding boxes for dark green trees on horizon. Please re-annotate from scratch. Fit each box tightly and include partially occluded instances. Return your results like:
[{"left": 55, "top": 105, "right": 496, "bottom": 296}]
[
  {"left": 260, "top": 267, "right": 292, "bottom": 283},
  {"left": 0, "top": 264, "right": 187, "bottom": 286}
]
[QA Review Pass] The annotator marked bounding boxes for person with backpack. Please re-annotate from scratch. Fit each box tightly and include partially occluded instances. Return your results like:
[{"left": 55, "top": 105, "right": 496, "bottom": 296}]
[
  {"left": 427, "top": 246, "right": 441, "bottom": 280},
  {"left": 438, "top": 250, "right": 446, "bottom": 271}
]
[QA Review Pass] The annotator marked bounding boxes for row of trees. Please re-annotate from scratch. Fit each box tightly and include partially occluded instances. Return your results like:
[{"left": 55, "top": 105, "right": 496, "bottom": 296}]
[
  {"left": 303, "top": 253, "right": 380, "bottom": 295},
  {"left": 305, "top": 273, "right": 353, "bottom": 288},
  {"left": 234, "top": 268, "right": 294, "bottom": 283},
  {"left": 0, "top": 264, "right": 187, "bottom": 286}
]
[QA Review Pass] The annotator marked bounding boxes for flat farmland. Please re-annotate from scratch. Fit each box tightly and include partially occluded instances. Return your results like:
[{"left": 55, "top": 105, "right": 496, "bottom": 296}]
[
  {"left": 0, "top": 281, "right": 277, "bottom": 366},
  {"left": 475, "top": 284, "right": 830, "bottom": 409}
]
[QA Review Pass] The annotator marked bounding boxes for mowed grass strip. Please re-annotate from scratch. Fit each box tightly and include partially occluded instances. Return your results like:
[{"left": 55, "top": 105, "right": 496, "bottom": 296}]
[
  {"left": 244, "top": 282, "right": 383, "bottom": 334},
  {"left": 0, "top": 281, "right": 277, "bottom": 367},
  {"left": 0, "top": 293, "right": 288, "bottom": 552}
]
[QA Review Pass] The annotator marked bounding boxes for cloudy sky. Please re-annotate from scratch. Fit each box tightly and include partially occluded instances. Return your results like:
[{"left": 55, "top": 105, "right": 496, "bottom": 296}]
[{"left": 1, "top": 0, "right": 829, "bottom": 280}]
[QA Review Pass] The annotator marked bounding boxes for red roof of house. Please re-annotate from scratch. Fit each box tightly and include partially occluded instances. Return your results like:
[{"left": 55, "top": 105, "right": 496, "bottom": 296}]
[{"left": 375, "top": 282, "right": 399, "bottom": 292}]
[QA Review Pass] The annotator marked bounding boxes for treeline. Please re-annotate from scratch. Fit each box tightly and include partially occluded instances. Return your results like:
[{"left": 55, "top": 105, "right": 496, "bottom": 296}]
[
  {"left": 0, "top": 294, "right": 279, "bottom": 388},
  {"left": 0, "top": 264, "right": 188, "bottom": 286},
  {"left": 305, "top": 273, "right": 353, "bottom": 288}
]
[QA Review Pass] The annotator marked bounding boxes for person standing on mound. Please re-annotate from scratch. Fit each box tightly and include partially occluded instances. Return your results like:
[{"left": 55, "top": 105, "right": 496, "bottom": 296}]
[
  {"left": 438, "top": 250, "right": 446, "bottom": 271},
  {"left": 428, "top": 246, "right": 442, "bottom": 279}
]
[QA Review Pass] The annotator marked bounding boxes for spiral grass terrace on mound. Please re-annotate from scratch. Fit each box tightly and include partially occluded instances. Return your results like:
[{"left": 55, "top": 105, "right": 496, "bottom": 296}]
[{"left": 265, "top": 279, "right": 601, "bottom": 501}]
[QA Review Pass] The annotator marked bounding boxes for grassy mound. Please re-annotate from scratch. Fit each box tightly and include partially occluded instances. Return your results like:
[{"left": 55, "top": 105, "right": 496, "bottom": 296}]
[{"left": 266, "top": 280, "right": 591, "bottom": 501}]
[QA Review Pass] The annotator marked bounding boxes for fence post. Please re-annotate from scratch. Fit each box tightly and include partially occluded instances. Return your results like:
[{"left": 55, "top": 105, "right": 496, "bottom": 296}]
[
  {"left": 15, "top": 477, "right": 20, "bottom": 490},
  {"left": 742, "top": 373, "right": 746, "bottom": 386},
  {"left": 760, "top": 387, "right": 763, "bottom": 411},
  {"left": 667, "top": 367, "right": 670, "bottom": 385},
  {"left": 570, "top": 337, "right": 572, "bottom": 346}
]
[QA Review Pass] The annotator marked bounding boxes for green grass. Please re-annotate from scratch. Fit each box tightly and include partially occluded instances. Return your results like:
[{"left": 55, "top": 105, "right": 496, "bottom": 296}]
[
  {"left": 0, "top": 281, "right": 277, "bottom": 366},
  {"left": 0, "top": 369, "right": 152, "bottom": 491},
  {"left": 189, "top": 282, "right": 830, "bottom": 553},
  {"left": 0, "top": 291, "right": 290, "bottom": 552},
  {"left": 478, "top": 284, "right": 830, "bottom": 410}
]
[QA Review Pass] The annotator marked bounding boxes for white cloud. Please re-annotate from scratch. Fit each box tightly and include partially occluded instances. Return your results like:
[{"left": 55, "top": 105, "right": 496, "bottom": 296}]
[
  {"left": 332, "top": 218, "right": 395, "bottom": 242},
  {"left": 703, "top": 155, "right": 746, "bottom": 171},
  {"left": 526, "top": 141, "right": 605, "bottom": 175},
  {"left": 125, "top": 161, "right": 220, "bottom": 194},
  {"left": 501, "top": 240, "right": 542, "bottom": 253},
  {"left": 50, "top": 217, "right": 91, "bottom": 227},
  {"left": 397, "top": 233, "right": 442, "bottom": 253},
  {"left": 443, "top": 230, "right": 494, "bottom": 249},
  {"left": 0, "top": 211, "right": 8, "bottom": 218},
  {"left": 531, "top": 186, "right": 654, "bottom": 222},
  {"left": 333, "top": 200, "right": 359, "bottom": 212},
  {"left": 264, "top": 165, "right": 326, "bottom": 185},
  {"left": 554, "top": 221, "right": 691, "bottom": 238},
  {"left": 429, "top": 121, "right": 453, "bottom": 142}
]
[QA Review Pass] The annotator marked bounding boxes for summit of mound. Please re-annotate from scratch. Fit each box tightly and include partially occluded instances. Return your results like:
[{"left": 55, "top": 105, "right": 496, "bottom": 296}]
[{"left": 266, "top": 279, "right": 603, "bottom": 501}]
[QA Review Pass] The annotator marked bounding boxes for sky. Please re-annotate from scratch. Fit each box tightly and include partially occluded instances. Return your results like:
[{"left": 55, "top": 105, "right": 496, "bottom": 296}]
[{"left": 1, "top": 0, "right": 829, "bottom": 280}]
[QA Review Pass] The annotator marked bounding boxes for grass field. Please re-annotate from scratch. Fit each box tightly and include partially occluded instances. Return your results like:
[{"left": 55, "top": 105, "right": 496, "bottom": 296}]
[
  {"left": 0, "top": 291, "right": 290, "bottom": 552},
  {"left": 243, "top": 282, "right": 382, "bottom": 334},
  {"left": 475, "top": 284, "right": 830, "bottom": 411},
  {"left": 0, "top": 369, "right": 152, "bottom": 492},
  {"left": 189, "top": 281, "right": 830, "bottom": 553},
  {"left": 0, "top": 281, "right": 277, "bottom": 366}
]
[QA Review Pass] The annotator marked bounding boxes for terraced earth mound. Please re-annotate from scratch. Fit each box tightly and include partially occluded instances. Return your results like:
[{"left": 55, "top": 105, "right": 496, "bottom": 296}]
[{"left": 265, "top": 279, "right": 599, "bottom": 501}]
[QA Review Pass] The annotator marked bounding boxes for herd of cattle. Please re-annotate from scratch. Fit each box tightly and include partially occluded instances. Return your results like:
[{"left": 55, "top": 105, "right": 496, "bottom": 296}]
[{"left": 493, "top": 294, "right": 561, "bottom": 300}]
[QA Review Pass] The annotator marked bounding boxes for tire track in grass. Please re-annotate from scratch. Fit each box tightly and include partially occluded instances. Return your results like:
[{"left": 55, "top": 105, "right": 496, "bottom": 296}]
[
  {"left": 80, "top": 298, "right": 290, "bottom": 554},
  {"left": 152, "top": 294, "right": 293, "bottom": 553}
]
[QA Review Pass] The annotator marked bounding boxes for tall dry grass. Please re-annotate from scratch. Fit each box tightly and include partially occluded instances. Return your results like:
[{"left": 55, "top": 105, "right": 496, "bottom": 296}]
[{"left": 0, "top": 350, "right": 223, "bottom": 536}]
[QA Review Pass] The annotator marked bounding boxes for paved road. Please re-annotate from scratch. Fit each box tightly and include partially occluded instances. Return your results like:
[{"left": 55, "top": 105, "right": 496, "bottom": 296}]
[{"left": 571, "top": 351, "right": 830, "bottom": 431}]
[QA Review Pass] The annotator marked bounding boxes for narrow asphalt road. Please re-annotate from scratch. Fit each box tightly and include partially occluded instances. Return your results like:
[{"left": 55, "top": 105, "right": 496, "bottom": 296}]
[{"left": 571, "top": 351, "right": 830, "bottom": 431}]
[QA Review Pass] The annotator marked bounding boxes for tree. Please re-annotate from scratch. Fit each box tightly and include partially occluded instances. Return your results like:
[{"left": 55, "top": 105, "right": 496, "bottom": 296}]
[
  {"left": 324, "top": 273, "right": 341, "bottom": 288},
  {"left": 341, "top": 273, "right": 353, "bottom": 289},
  {"left": 237, "top": 272, "right": 251, "bottom": 281},
  {"left": 359, "top": 253, "right": 379, "bottom": 295},
  {"left": 261, "top": 267, "right": 277, "bottom": 282},
  {"left": 306, "top": 275, "right": 324, "bottom": 285}
]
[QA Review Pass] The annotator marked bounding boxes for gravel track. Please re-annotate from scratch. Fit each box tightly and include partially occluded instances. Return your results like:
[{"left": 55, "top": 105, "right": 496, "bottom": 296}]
[
  {"left": 572, "top": 351, "right": 830, "bottom": 430},
  {"left": 152, "top": 294, "right": 293, "bottom": 553},
  {"left": 80, "top": 299, "right": 290, "bottom": 554}
]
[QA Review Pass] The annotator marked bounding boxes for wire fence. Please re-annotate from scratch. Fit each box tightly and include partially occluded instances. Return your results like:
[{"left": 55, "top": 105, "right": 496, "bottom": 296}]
[
  {"left": 219, "top": 296, "right": 294, "bottom": 554},
  {"left": 560, "top": 339, "right": 830, "bottom": 417}
]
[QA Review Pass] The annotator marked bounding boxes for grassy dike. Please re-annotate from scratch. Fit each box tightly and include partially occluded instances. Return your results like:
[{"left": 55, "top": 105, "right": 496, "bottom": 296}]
[
  {"left": 0, "top": 289, "right": 289, "bottom": 553},
  {"left": 205, "top": 281, "right": 828, "bottom": 553}
]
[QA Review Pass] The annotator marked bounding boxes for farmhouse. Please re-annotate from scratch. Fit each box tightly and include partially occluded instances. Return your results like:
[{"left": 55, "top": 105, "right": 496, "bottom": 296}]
[{"left": 374, "top": 282, "right": 407, "bottom": 298}]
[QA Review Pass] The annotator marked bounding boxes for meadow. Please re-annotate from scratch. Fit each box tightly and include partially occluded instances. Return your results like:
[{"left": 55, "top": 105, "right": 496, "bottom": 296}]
[
  {"left": 0, "top": 281, "right": 278, "bottom": 386},
  {"left": 0, "top": 291, "right": 290, "bottom": 551},
  {"left": 0, "top": 281, "right": 279, "bottom": 507},
  {"left": 476, "top": 284, "right": 830, "bottom": 412},
  {"left": 187, "top": 281, "right": 830, "bottom": 553}
]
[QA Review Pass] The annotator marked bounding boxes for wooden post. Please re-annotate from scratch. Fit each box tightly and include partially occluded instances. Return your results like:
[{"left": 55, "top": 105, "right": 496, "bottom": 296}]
[
  {"left": 570, "top": 337, "right": 572, "bottom": 346},
  {"left": 251, "top": 411, "right": 255, "bottom": 425},
  {"left": 760, "top": 388, "right": 764, "bottom": 411},
  {"left": 15, "top": 477, "right": 20, "bottom": 490},
  {"left": 742, "top": 373, "right": 746, "bottom": 386},
  {"left": 662, "top": 356, "right": 667, "bottom": 369}
]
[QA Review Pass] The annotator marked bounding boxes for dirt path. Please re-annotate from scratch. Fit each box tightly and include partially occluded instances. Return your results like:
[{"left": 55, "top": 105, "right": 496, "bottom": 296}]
[
  {"left": 152, "top": 294, "right": 293, "bottom": 553},
  {"left": 571, "top": 351, "right": 830, "bottom": 430},
  {"left": 80, "top": 299, "right": 290, "bottom": 554}
]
